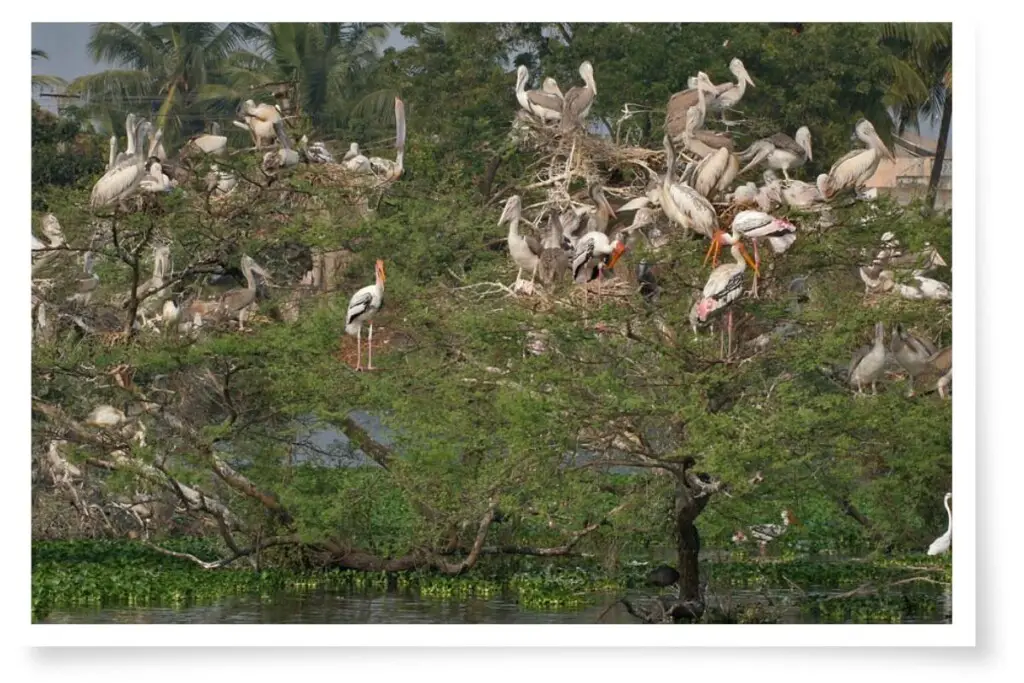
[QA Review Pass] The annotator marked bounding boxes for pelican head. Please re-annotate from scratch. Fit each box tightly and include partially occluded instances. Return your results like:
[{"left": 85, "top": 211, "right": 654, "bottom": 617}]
[
  {"left": 696, "top": 71, "right": 718, "bottom": 97},
  {"left": 816, "top": 173, "right": 831, "bottom": 199},
  {"left": 730, "top": 58, "right": 755, "bottom": 87},
  {"left": 855, "top": 119, "right": 895, "bottom": 161},
  {"left": 241, "top": 255, "right": 272, "bottom": 283},
  {"left": 589, "top": 183, "right": 617, "bottom": 219},
  {"left": 499, "top": 195, "right": 522, "bottom": 226},
  {"left": 41, "top": 214, "right": 65, "bottom": 244},
  {"left": 632, "top": 207, "right": 655, "bottom": 227},
  {"left": 579, "top": 61, "right": 596, "bottom": 94},
  {"left": 795, "top": 126, "right": 812, "bottom": 160},
  {"left": 375, "top": 259, "right": 387, "bottom": 287},
  {"left": 516, "top": 64, "right": 529, "bottom": 91},
  {"left": 542, "top": 77, "right": 562, "bottom": 97}
]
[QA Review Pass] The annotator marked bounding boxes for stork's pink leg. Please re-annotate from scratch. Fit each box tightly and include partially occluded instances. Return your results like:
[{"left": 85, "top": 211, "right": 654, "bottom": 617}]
[
  {"left": 727, "top": 309, "right": 734, "bottom": 358},
  {"left": 354, "top": 327, "right": 363, "bottom": 371},
  {"left": 367, "top": 323, "right": 376, "bottom": 371}
]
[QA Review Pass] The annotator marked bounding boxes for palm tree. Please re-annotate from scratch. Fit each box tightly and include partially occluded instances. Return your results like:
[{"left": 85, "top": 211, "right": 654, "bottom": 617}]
[
  {"left": 882, "top": 23, "right": 952, "bottom": 211},
  {"left": 31, "top": 49, "right": 68, "bottom": 93},
  {"left": 203, "top": 23, "right": 394, "bottom": 131},
  {"left": 66, "top": 23, "right": 261, "bottom": 140}
]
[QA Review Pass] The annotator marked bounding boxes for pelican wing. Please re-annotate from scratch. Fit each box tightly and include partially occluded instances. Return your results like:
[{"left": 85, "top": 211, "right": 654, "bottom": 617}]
[
  {"left": 90, "top": 163, "right": 144, "bottom": 207},
  {"left": 694, "top": 130, "right": 735, "bottom": 152},
  {"left": 828, "top": 148, "right": 867, "bottom": 178},
  {"left": 572, "top": 234, "right": 597, "bottom": 279},
  {"left": 766, "top": 133, "right": 805, "bottom": 156},
  {"left": 848, "top": 343, "right": 872, "bottom": 381},
  {"left": 904, "top": 332, "right": 938, "bottom": 359},
  {"left": 561, "top": 86, "right": 594, "bottom": 130},
  {"left": 524, "top": 234, "right": 543, "bottom": 258},
  {"left": 526, "top": 90, "right": 564, "bottom": 113},
  {"left": 665, "top": 183, "right": 718, "bottom": 236}
]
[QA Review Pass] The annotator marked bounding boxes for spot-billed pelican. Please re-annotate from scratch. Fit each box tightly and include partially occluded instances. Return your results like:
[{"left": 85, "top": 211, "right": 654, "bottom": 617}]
[
  {"left": 706, "top": 58, "right": 755, "bottom": 127},
  {"left": 665, "top": 72, "right": 719, "bottom": 144},
  {"left": 848, "top": 321, "right": 887, "bottom": 395},
  {"left": 343, "top": 142, "right": 371, "bottom": 173},
  {"left": 499, "top": 195, "right": 542, "bottom": 294},
  {"left": 368, "top": 98, "right": 406, "bottom": 181},
  {"left": 738, "top": 126, "right": 813, "bottom": 180},
  {"left": 515, "top": 65, "right": 563, "bottom": 124},
  {"left": 538, "top": 211, "right": 570, "bottom": 287},
  {"left": 90, "top": 119, "right": 152, "bottom": 208},
  {"left": 187, "top": 122, "right": 228, "bottom": 157},
  {"left": 661, "top": 135, "right": 719, "bottom": 240},
  {"left": 345, "top": 259, "right": 386, "bottom": 371},
  {"left": 891, "top": 323, "right": 939, "bottom": 397},
  {"left": 262, "top": 119, "right": 300, "bottom": 174},
  {"left": 237, "top": 99, "right": 282, "bottom": 149},
  {"left": 560, "top": 61, "right": 597, "bottom": 132},
  {"left": 817, "top": 119, "right": 895, "bottom": 200}
]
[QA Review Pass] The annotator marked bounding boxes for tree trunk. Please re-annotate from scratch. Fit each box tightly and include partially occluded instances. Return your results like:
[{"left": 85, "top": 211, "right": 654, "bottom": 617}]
[
  {"left": 675, "top": 517, "right": 701, "bottom": 602},
  {"left": 926, "top": 90, "right": 951, "bottom": 212}
]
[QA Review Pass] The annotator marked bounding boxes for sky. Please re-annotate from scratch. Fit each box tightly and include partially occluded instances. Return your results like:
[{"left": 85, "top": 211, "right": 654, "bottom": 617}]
[{"left": 31, "top": 22, "right": 941, "bottom": 140}]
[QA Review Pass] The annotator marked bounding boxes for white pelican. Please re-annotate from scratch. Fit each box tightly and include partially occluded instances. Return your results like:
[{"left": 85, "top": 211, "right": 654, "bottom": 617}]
[
  {"left": 187, "top": 122, "right": 228, "bottom": 157},
  {"left": 499, "top": 195, "right": 542, "bottom": 294},
  {"left": 368, "top": 97, "right": 406, "bottom": 182},
  {"left": 113, "top": 113, "right": 136, "bottom": 166},
  {"left": 343, "top": 142, "right": 371, "bottom": 173},
  {"left": 560, "top": 61, "right": 597, "bottom": 132},
  {"left": 705, "top": 58, "right": 755, "bottom": 127},
  {"left": 927, "top": 492, "right": 952, "bottom": 556},
  {"left": 90, "top": 119, "right": 152, "bottom": 208},
  {"left": 891, "top": 323, "right": 938, "bottom": 397},
  {"left": 817, "top": 119, "right": 895, "bottom": 201},
  {"left": 695, "top": 230, "right": 756, "bottom": 358},
  {"left": 537, "top": 212, "right": 570, "bottom": 287},
  {"left": 237, "top": 99, "right": 282, "bottom": 149},
  {"left": 690, "top": 145, "right": 739, "bottom": 202},
  {"left": 515, "top": 65, "right": 563, "bottom": 123},
  {"left": 344, "top": 259, "right": 386, "bottom": 371},
  {"left": 849, "top": 321, "right": 887, "bottom": 395},
  {"left": 543, "top": 77, "right": 563, "bottom": 98},
  {"left": 661, "top": 135, "right": 719, "bottom": 240},
  {"left": 665, "top": 72, "right": 719, "bottom": 144},
  {"left": 708, "top": 211, "right": 796, "bottom": 297},
  {"left": 262, "top": 119, "right": 300, "bottom": 174},
  {"left": 738, "top": 126, "right": 813, "bottom": 180}
]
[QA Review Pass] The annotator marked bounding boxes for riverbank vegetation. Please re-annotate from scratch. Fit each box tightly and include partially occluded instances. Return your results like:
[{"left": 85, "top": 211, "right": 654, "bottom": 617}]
[{"left": 31, "top": 22, "right": 952, "bottom": 624}]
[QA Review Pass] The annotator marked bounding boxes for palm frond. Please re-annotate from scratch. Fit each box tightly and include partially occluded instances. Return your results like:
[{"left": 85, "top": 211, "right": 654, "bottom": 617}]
[
  {"left": 66, "top": 70, "right": 155, "bottom": 102},
  {"left": 32, "top": 74, "right": 68, "bottom": 91}
]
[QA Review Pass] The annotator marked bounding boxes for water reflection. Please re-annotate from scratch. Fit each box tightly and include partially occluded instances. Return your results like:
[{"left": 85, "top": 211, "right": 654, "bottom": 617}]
[{"left": 40, "top": 586, "right": 950, "bottom": 625}]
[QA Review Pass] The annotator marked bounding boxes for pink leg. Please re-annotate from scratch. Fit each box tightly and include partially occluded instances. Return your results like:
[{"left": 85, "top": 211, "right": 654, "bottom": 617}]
[
  {"left": 367, "top": 323, "right": 375, "bottom": 370},
  {"left": 354, "top": 327, "right": 363, "bottom": 371},
  {"left": 727, "top": 309, "right": 734, "bottom": 358}
]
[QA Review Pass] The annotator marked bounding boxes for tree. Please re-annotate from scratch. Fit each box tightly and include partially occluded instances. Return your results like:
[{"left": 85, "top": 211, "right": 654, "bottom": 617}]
[
  {"left": 32, "top": 48, "right": 68, "bottom": 93},
  {"left": 67, "top": 23, "right": 262, "bottom": 141},
  {"left": 882, "top": 23, "right": 952, "bottom": 212}
]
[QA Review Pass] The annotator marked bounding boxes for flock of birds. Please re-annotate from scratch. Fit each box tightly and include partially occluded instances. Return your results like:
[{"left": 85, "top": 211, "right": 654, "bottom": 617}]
[{"left": 33, "top": 53, "right": 953, "bottom": 556}]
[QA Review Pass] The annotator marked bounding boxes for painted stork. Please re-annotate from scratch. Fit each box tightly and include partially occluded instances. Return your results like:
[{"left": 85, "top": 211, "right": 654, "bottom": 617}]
[
  {"left": 816, "top": 119, "right": 894, "bottom": 200},
  {"left": 927, "top": 493, "right": 952, "bottom": 556},
  {"left": 707, "top": 211, "right": 797, "bottom": 297},
  {"left": 515, "top": 65, "right": 563, "bottom": 123},
  {"left": 299, "top": 135, "right": 334, "bottom": 164},
  {"left": 695, "top": 230, "right": 756, "bottom": 358},
  {"left": 499, "top": 195, "right": 542, "bottom": 294},
  {"left": 738, "top": 126, "right": 813, "bottom": 180},
  {"left": 744, "top": 509, "right": 799, "bottom": 556},
  {"left": 890, "top": 323, "right": 939, "bottom": 397},
  {"left": 560, "top": 61, "right": 597, "bottom": 132},
  {"left": 345, "top": 259, "right": 387, "bottom": 372},
  {"left": 848, "top": 321, "right": 888, "bottom": 395}
]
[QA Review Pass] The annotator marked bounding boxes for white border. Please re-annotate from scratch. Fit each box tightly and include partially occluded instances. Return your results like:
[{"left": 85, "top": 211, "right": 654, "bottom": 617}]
[{"left": 10, "top": 1, "right": 982, "bottom": 657}]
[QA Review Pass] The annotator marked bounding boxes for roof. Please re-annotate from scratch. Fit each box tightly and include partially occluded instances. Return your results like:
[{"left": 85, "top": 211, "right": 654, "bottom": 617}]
[{"left": 894, "top": 130, "right": 952, "bottom": 160}]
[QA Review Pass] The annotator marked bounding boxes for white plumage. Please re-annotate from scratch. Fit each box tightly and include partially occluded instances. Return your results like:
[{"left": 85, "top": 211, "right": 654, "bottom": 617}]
[
  {"left": 90, "top": 119, "right": 153, "bottom": 208},
  {"left": 817, "top": 119, "right": 894, "bottom": 200},
  {"left": 661, "top": 136, "right": 718, "bottom": 239},
  {"left": 927, "top": 493, "right": 952, "bottom": 556},
  {"left": 345, "top": 260, "right": 387, "bottom": 371}
]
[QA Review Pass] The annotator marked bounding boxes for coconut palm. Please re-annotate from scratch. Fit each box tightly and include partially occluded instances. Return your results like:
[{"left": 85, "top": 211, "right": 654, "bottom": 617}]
[
  {"left": 202, "top": 23, "right": 394, "bottom": 131},
  {"left": 31, "top": 49, "right": 68, "bottom": 93},
  {"left": 66, "top": 23, "right": 262, "bottom": 141},
  {"left": 882, "top": 23, "right": 952, "bottom": 211}
]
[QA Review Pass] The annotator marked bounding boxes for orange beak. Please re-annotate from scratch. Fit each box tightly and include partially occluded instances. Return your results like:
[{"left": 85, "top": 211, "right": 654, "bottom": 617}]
[
  {"left": 606, "top": 242, "right": 626, "bottom": 270},
  {"left": 376, "top": 259, "right": 386, "bottom": 283},
  {"left": 739, "top": 243, "right": 758, "bottom": 274},
  {"left": 703, "top": 230, "right": 725, "bottom": 268}
]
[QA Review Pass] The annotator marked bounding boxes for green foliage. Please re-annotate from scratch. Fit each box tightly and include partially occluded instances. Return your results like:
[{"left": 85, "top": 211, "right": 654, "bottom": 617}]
[{"left": 31, "top": 104, "right": 106, "bottom": 210}]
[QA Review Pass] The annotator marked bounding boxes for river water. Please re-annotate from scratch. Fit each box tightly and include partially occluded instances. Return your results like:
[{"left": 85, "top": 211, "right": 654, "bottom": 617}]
[{"left": 39, "top": 585, "right": 952, "bottom": 624}]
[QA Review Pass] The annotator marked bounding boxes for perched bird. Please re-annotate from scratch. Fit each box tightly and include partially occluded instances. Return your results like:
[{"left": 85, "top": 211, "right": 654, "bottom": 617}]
[
  {"left": 343, "top": 142, "right": 371, "bottom": 173},
  {"left": 739, "top": 509, "right": 800, "bottom": 556},
  {"left": 261, "top": 119, "right": 300, "bottom": 174},
  {"left": 537, "top": 211, "right": 570, "bottom": 287},
  {"left": 367, "top": 98, "right": 406, "bottom": 182},
  {"left": 890, "top": 323, "right": 939, "bottom": 397},
  {"left": 499, "top": 195, "right": 542, "bottom": 294},
  {"left": 514, "top": 65, "right": 563, "bottom": 124},
  {"left": 706, "top": 211, "right": 797, "bottom": 297},
  {"left": 345, "top": 259, "right": 387, "bottom": 372},
  {"left": 560, "top": 61, "right": 597, "bottom": 132},
  {"left": 695, "top": 230, "right": 757, "bottom": 358},
  {"left": 300, "top": 135, "right": 335, "bottom": 164},
  {"left": 927, "top": 492, "right": 952, "bottom": 556},
  {"left": 738, "top": 127, "right": 813, "bottom": 181},
  {"left": 817, "top": 119, "right": 895, "bottom": 200},
  {"left": 848, "top": 321, "right": 887, "bottom": 395}
]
